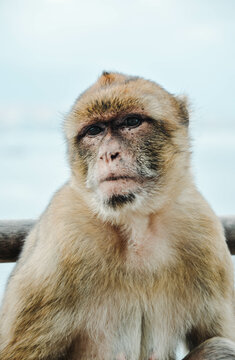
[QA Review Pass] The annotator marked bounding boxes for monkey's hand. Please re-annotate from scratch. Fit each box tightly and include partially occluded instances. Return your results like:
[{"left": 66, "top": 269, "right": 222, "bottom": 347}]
[{"left": 183, "top": 337, "right": 235, "bottom": 360}]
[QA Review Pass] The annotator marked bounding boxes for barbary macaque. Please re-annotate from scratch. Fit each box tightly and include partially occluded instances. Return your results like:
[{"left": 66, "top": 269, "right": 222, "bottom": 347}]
[{"left": 0, "top": 72, "right": 234, "bottom": 360}]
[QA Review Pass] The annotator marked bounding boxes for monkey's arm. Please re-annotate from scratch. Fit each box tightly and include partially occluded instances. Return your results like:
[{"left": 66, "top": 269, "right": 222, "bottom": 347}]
[
  {"left": 0, "top": 267, "right": 74, "bottom": 359},
  {"left": 0, "top": 184, "right": 101, "bottom": 360},
  {"left": 176, "top": 191, "right": 235, "bottom": 350},
  {"left": 184, "top": 252, "right": 235, "bottom": 352},
  {"left": 183, "top": 256, "right": 235, "bottom": 355},
  {"left": 0, "top": 216, "right": 78, "bottom": 359}
]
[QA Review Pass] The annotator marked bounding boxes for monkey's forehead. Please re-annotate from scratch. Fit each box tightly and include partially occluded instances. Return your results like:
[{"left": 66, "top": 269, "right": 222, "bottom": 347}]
[{"left": 64, "top": 75, "right": 182, "bottom": 139}]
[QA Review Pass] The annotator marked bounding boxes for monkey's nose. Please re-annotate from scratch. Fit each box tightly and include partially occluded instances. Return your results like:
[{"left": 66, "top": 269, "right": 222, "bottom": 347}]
[
  {"left": 110, "top": 152, "right": 119, "bottom": 161},
  {"left": 100, "top": 151, "right": 120, "bottom": 162}
]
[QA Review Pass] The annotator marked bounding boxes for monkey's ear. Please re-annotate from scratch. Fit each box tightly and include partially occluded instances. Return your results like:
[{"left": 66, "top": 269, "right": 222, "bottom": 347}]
[
  {"left": 99, "top": 71, "right": 117, "bottom": 86},
  {"left": 175, "top": 95, "right": 189, "bottom": 126}
]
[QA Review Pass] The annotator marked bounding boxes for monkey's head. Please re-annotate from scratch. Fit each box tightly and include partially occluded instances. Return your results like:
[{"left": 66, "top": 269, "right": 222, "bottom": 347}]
[{"left": 65, "top": 72, "right": 191, "bottom": 222}]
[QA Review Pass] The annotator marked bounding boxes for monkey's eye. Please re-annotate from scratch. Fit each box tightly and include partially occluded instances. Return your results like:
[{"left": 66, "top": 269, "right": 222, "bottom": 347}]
[
  {"left": 86, "top": 125, "right": 103, "bottom": 136},
  {"left": 125, "top": 116, "right": 142, "bottom": 128}
]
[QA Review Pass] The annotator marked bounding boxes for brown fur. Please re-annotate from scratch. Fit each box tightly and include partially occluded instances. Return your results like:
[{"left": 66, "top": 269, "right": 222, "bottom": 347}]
[{"left": 0, "top": 72, "right": 234, "bottom": 360}]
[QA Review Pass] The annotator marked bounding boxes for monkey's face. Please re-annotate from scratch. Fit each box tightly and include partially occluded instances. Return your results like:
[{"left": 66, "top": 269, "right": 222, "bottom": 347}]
[
  {"left": 65, "top": 73, "right": 190, "bottom": 219},
  {"left": 77, "top": 113, "right": 163, "bottom": 209}
]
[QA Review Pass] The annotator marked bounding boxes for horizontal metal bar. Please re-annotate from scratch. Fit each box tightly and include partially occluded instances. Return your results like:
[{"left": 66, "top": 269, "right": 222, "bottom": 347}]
[
  {"left": 0, "top": 217, "right": 234, "bottom": 263},
  {"left": 0, "top": 220, "right": 34, "bottom": 262}
]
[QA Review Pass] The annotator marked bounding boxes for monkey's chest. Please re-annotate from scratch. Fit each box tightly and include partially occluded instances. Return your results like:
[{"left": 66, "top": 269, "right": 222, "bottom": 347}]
[
  {"left": 121, "top": 225, "right": 174, "bottom": 272},
  {"left": 71, "top": 239, "right": 200, "bottom": 359},
  {"left": 72, "top": 293, "right": 185, "bottom": 360}
]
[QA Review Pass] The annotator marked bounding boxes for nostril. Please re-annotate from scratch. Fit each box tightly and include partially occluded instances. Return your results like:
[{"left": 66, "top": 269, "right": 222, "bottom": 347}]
[{"left": 110, "top": 152, "right": 119, "bottom": 161}]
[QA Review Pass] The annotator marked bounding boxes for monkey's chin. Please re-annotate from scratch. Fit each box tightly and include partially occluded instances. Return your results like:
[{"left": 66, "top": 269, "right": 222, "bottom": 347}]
[
  {"left": 89, "top": 178, "right": 160, "bottom": 222},
  {"left": 98, "top": 179, "right": 140, "bottom": 209},
  {"left": 91, "top": 185, "right": 161, "bottom": 224},
  {"left": 104, "top": 193, "right": 136, "bottom": 209},
  {"left": 93, "top": 178, "right": 140, "bottom": 216},
  {"left": 92, "top": 191, "right": 138, "bottom": 223}
]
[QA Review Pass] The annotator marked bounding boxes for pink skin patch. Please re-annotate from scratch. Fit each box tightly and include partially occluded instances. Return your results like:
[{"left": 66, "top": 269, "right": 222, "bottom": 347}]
[
  {"left": 148, "top": 354, "right": 158, "bottom": 360},
  {"left": 116, "top": 353, "right": 126, "bottom": 360}
]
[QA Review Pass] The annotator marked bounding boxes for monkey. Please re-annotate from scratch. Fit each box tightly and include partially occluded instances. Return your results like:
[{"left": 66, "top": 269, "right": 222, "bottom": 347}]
[{"left": 0, "top": 71, "right": 234, "bottom": 360}]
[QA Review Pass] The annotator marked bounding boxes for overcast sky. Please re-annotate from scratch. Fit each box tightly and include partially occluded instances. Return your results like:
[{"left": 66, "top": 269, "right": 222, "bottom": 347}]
[
  {"left": 1, "top": 0, "right": 235, "bottom": 127},
  {"left": 0, "top": 0, "right": 234, "bottom": 216}
]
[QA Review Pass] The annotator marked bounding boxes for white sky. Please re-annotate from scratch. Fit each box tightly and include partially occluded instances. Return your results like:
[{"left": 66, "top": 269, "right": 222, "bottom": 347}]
[
  {"left": 0, "top": 0, "right": 235, "bottom": 126},
  {"left": 0, "top": 0, "right": 234, "bottom": 216}
]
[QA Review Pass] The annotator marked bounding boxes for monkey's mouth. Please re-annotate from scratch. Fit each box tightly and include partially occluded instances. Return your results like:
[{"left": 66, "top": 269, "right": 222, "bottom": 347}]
[
  {"left": 100, "top": 175, "right": 136, "bottom": 182},
  {"left": 99, "top": 175, "right": 140, "bottom": 197}
]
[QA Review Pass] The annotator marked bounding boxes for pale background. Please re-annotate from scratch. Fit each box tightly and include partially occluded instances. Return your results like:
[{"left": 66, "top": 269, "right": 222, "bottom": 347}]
[{"left": 0, "top": 0, "right": 234, "bottom": 342}]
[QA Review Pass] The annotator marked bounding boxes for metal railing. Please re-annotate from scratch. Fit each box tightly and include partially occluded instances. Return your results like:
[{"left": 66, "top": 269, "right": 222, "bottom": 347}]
[{"left": 0, "top": 217, "right": 234, "bottom": 263}]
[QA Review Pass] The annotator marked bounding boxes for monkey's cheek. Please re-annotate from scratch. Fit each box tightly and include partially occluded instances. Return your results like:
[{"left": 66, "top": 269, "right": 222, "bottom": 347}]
[{"left": 98, "top": 179, "right": 139, "bottom": 197}]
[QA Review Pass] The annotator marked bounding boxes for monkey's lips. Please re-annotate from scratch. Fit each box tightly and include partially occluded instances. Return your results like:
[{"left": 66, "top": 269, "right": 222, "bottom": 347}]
[{"left": 99, "top": 175, "right": 140, "bottom": 196}]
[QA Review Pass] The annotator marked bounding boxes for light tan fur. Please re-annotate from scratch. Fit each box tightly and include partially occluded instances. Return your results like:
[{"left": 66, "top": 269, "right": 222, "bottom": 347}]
[{"left": 0, "top": 72, "right": 234, "bottom": 360}]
